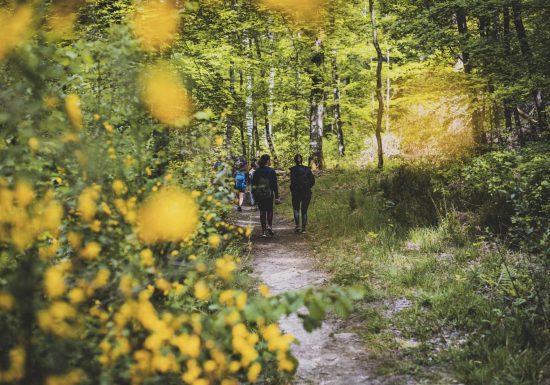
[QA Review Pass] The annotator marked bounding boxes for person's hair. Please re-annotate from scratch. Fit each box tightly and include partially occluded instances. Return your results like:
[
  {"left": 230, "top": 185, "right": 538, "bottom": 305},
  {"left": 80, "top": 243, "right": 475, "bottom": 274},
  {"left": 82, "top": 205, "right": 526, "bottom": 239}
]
[
  {"left": 259, "top": 154, "right": 270, "bottom": 167},
  {"left": 294, "top": 154, "right": 303, "bottom": 165}
]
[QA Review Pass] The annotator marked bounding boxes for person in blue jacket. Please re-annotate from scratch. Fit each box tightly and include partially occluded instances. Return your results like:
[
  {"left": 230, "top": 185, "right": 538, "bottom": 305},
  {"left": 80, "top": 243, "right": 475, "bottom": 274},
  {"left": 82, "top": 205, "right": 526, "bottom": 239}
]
[
  {"left": 251, "top": 154, "right": 280, "bottom": 237},
  {"left": 289, "top": 154, "right": 315, "bottom": 233}
]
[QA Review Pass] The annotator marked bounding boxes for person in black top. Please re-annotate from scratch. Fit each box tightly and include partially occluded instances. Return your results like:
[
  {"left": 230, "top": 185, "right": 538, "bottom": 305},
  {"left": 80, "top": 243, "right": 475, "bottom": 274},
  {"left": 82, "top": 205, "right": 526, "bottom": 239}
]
[
  {"left": 290, "top": 154, "right": 315, "bottom": 233},
  {"left": 251, "top": 154, "right": 280, "bottom": 237}
]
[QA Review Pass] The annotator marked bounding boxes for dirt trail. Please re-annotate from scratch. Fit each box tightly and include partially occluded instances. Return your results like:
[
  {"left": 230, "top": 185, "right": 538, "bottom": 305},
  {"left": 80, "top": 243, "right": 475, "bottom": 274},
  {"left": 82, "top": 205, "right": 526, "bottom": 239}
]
[{"left": 234, "top": 206, "right": 400, "bottom": 385}]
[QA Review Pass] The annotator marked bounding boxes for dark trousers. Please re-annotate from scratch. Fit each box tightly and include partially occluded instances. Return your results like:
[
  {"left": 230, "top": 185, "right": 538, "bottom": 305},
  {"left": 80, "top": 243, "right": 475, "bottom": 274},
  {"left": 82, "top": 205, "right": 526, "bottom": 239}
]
[{"left": 292, "top": 192, "right": 311, "bottom": 229}]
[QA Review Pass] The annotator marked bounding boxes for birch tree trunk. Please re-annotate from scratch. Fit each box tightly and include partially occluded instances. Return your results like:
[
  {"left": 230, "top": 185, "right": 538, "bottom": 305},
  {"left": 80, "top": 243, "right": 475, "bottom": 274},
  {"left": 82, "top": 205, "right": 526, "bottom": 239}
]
[
  {"left": 255, "top": 34, "right": 279, "bottom": 166},
  {"left": 369, "top": 0, "right": 384, "bottom": 169},
  {"left": 309, "top": 38, "right": 325, "bottom": 170}
]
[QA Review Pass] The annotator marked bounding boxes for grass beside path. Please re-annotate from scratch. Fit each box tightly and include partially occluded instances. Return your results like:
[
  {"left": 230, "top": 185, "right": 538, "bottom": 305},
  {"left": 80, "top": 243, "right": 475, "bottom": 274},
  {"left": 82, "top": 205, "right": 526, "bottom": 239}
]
[{"left": 279, "top": 169, "right": 549, "bottom": 385}]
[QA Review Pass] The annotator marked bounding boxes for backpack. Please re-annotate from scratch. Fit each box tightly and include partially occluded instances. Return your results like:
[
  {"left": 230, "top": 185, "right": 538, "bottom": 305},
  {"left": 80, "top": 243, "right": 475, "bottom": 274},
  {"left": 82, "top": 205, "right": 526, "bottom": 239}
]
[
  {"left": 254, "top": 175, "right": 272, "bottom": 200},
  {"left": 235, "top": 171, "right": 246, "bottom": 190},
  {"left": 292, "top": 166, "right": 310, "bottom": 193}
]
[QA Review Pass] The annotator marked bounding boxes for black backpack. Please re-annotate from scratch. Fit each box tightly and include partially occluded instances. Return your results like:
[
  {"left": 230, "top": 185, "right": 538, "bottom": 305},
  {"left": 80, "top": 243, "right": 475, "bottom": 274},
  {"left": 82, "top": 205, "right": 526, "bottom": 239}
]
[{"left": 293, "top": 166, "right": 310, "bottom": 193}]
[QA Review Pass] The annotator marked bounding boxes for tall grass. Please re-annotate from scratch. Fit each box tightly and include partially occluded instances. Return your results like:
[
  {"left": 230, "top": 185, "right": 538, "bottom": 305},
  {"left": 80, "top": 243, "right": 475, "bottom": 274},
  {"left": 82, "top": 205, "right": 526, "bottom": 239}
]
[{"left": 289, "top": 165, "right": 550, "bottom": 384}]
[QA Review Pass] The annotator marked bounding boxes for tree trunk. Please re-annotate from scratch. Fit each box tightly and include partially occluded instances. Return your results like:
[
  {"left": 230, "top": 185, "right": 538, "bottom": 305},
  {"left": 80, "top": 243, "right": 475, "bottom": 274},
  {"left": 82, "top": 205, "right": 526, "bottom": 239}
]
[
  {"left": 385, "top": 49, "right": 391, "bottom": 133},
  {"left": 456, "top": 6, "right": 487, "bottom": 148},
  {"left": 331, "top": 50, "right": 345, "bottom": 156},
  {"left": 514, "top": 106, "right": 525, "bottom": 146},
  {"left": 309, "top": 38, "right": 325, "bottom": 170},
  {"left": 369, "top": 0, "right": 384, "bottom": 169},
  {"left": 226, "top": 63, "right": 235, "bottom": 150},
  {"left": 511, "top": 0, "right": 548, "bottom": 132},
  {"left": 254, "top": 35, "right": 279, "bottom": 166},
  {"left": 253, "top": 111, "right": 260, "bottom": 157}
]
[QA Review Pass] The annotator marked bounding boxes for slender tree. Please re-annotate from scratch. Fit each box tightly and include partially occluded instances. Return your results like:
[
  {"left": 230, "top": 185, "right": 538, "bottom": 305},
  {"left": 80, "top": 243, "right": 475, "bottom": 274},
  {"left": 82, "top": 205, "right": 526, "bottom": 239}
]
[
  {"left": 369, "top": 0, "right": 384, "bottom": 169},
  {"left": 309, "top": 38, "right": 325, "bottom": 170},
  {"left": 332, "top": 50, "right": 345, "bottom": 156}
]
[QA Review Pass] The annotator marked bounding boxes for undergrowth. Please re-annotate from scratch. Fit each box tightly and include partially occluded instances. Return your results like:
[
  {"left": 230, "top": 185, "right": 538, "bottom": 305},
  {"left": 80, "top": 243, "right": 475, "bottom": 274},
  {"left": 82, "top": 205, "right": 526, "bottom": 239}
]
[{"left": 300, "top": 146, "right": 550, "bottom": 384}]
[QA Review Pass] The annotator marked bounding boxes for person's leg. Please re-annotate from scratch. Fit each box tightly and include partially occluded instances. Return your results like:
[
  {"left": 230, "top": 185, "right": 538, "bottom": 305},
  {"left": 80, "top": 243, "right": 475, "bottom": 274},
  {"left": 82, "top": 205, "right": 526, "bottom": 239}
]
[
  {"left": 238, "top": 191, "right": 244, "bottom": 210},
  {"left": 266, "top": 209, "right": 274, "bottom": 235},
  {"left": 292, "top": 194, "right": 301, "bottom": 232},
  {"left": 301, "top": 193, "right": 312, "bottom": 232},
  {"left": 259, "top": 209, "right": 267, "bottom": 235}
]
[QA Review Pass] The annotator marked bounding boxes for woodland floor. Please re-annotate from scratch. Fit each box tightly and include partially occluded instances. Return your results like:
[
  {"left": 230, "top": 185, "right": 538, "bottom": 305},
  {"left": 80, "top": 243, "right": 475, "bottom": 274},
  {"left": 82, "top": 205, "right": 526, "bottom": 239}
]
[{"left": 233, "top": 205, "right": 446, "bottom": 385}]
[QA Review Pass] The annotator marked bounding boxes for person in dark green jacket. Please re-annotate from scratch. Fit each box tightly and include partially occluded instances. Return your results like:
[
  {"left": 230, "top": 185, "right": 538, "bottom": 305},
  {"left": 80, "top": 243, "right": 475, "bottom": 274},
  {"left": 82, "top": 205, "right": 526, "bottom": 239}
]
[
  {"left": 251, "top": 154, "right": 280, "bottom": 237},
  {"left": 289, "top": 154, "right": 315, "bottom": 233}
]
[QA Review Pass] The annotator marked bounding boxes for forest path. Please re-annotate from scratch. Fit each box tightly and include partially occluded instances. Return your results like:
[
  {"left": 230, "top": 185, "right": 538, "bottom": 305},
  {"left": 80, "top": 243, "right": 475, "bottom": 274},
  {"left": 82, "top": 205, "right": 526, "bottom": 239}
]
[{"left": 234, "top": 205, "right": 403, "bottom": 385}]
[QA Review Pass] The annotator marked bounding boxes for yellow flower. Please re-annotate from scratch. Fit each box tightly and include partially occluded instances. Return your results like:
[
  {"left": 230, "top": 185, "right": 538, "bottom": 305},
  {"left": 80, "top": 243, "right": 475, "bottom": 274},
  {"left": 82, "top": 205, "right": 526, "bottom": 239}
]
[
  {"left": 172, "top": 333, "right": 201, "bottom": 358},
  {"left": 193, "top": 280, "right": 210, "bottom": 301},
  {"left": 44, "top": 266, "right": 66, "bottom": 298},
  {"left": 140, "top": 248, "right": 155, "bottom": 267},
  {"left": 214, "top": 136, "right": 224, "bottom": 146},
  {"left": 151, "top": 352, "right": 179, "bottom": 373},
  {"left": 65, "top": 94, "right": 83, "bottom": 131},
  {"left": 68, "top": 287, "right": 85, "bottom": 304},
  {"left": 191, "top": 190, "right": 201, "bottom": 198},
  {"left": 45, "top": 369, "right": 84, "bottom": 385},
  {"left": 28, "top": 137, "right": 39, "bottom": 152},
  {"left": 112, "top": 179, "right": 127, "bottom": 196},
  {"left": 93, "top": 269, "right": 111, "bottom": 288},
  {"left": 0, "top": 292, "right": 14, "bottom": 311},
  {"left": 258, "top": 284, "right": 271, "bottom": 298},
  {"left": 90, "top": 220, "right": 101, "bottom": 232},
  {"left": 236, "top": 291, "right": 247, "bottom": 310},
  {"left": 247, "top": 362, "right": 261, "bottom": 382},
  {"left": 42, "top": 200, "right": 63, "bottom": 233},
  {"left": 103, "top": 121, "right": 114, "bottom": 133},
  {"left": 67, "top": 231, "right": 82, "bottom": 249},
  {"left": 14, "top": 180, "right": 34, "bottom": 207},
  {"left": 132, "top": 0, "right": 180, "bottom": 51},
  {"left": 78, "top": 187, "right": 99, "bottom": 222},
  {"left": 140, "top": 63, "right": 192, "bottom": 127},
  {"left": 208, "top": 234, "right": 221, "bottom": 248},
  {"left": 80, "top": 242, "right": 101, "bottom": 260},
  {"left": 219, "top": 290, "right": 234, "bottom": 306},
  {"left": 0, "top": 346, "right": 25, "bottom": 382},
  {"left": 93, "top": 114, "right": 101, "bottom": 121},
  {"left": 156, "top": 278, "right": 171, "bottom": 293},
  {"left": 228, "top": 361, "right": 240, "bottom": 373},
  {"left": 215, "top": 255, "right": 236, "bottom": 281},
  {"left": 136, "top": 187, "right": 199, "bottom": 244},
  {"left": 0, "top": 5, "right": 33, "bottom": 61},
  {"left": 181, "top": 359, "right": 201, "bottom": 384},
  {"left": 120, "top": 275, "right": 136, "bottom": 297}
]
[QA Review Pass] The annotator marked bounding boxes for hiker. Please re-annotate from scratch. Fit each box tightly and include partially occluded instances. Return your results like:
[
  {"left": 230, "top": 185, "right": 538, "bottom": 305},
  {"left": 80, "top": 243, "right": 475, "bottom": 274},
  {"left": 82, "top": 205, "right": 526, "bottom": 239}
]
[
  {"left": 233, "top": 160, "right": 248, "bottom": 212},
  {"left": 251, "top": 154, "right": 280, "bottom": 237},
  {"left": 290, "top": 154, "right": 315, "bottom": 233}
]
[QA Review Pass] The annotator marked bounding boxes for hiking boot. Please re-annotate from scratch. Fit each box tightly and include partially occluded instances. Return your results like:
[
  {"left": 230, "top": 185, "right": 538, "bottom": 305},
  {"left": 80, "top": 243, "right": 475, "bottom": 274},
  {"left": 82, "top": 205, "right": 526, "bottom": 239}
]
[
  {"left": 295, "top": 226, "right": 301, "bottom": 234},
  {"left": 261, "top": 231, "right": 268, "bottom": 238},
  {"left": 237, "top": 206, "right": 242, "bottom": 212},
  {"left": 301, "top": 227, "right": 307, "bottom": 234},
  {"left": 267, "top": 228, "right": 274, "bottom": 236}
]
